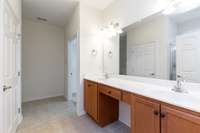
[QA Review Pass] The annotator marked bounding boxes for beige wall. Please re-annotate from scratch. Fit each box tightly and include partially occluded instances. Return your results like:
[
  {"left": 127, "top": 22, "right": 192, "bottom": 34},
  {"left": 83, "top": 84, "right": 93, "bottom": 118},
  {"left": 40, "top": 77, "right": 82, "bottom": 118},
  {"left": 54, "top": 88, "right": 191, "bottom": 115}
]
[{"left": 22, "top": 19, "right": 65, "bottom": 102}]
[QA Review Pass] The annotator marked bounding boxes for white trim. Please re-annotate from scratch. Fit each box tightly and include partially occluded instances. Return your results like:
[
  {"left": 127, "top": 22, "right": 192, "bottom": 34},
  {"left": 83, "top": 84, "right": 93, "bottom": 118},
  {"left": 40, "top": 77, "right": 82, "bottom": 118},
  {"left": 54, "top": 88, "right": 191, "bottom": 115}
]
[
  {"left": 3, "top": 0, "right": 21, "bottom": 22},
  {"left": 22, "top": 93, "right": 65, "bottom": 103},
  {"left": 77, "top": 110, "right": 86, "bottom": 117}
]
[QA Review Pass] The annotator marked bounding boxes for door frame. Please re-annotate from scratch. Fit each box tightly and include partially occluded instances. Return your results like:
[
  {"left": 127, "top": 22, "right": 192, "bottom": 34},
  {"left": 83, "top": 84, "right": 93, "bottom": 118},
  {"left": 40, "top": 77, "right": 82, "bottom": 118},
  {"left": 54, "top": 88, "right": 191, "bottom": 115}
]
[{"left": 67, "top": 33, "right": 79, "bottom": 102}]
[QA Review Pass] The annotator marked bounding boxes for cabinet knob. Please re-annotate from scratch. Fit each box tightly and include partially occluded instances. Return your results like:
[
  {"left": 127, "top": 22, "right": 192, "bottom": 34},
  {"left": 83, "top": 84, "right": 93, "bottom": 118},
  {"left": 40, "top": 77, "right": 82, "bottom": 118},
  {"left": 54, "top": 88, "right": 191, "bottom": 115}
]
[
  {"left": 151, "top": 73, "right": 155, "bottom": 76},
  {"left": 108, "top": 91, "right": 111, "bottom": 94},
  {"left": 160, "top": 112, "right": 166, "bottom": 118},
  {"left": 154, "top": 110, "right": 159, "bottom": 116}
]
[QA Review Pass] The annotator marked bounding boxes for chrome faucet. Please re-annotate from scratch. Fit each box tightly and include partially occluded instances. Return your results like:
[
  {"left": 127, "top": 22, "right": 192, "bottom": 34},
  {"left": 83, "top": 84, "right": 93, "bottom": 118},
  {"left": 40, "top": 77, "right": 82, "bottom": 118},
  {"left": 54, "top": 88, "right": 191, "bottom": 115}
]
[
  {"left": 102, "top": 73, "right": 109, "bottom": 79},
  {"left": 172, "top": 76, "right": 187, "bottom": 93}
]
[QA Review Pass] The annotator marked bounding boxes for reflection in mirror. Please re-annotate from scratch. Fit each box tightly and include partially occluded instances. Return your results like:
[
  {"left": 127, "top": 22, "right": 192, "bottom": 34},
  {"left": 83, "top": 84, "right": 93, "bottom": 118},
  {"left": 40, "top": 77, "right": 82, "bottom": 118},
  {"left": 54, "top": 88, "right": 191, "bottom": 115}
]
[{"left": 119, "top": 7, "right": 200, "bottom": 83}]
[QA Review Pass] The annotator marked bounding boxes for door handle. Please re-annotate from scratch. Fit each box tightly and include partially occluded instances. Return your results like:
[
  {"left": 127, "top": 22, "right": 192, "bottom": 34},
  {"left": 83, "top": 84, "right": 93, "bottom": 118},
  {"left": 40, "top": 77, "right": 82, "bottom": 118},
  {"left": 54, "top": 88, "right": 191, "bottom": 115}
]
[
  {"left": 177, "top": 75, "right": 182, "bottom": 78},
  {"left": 3, "top": 85, "right": 12, "bottom": 92},
  {"left": 151, "top": 73, "right": 155, "bottom": 76},
  {"left": 160, "top": 112, "right": 166, "bottom": 118},
  {"left": 154, "top": 110, "right": 159, "bottom": 116}
]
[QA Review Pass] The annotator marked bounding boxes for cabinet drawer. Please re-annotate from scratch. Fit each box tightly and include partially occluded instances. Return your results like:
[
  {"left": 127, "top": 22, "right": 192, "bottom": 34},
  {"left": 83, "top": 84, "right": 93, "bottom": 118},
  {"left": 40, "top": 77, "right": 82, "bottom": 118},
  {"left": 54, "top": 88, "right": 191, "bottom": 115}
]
[
  {"left": 122, "top": 91, "right": 132, "bottom": 105},
  {"left": 99, "top": 85, "right": 121, "bottom": 100},
  {"left": 86, "top": 80, "right": 97, "bottom": 88}
]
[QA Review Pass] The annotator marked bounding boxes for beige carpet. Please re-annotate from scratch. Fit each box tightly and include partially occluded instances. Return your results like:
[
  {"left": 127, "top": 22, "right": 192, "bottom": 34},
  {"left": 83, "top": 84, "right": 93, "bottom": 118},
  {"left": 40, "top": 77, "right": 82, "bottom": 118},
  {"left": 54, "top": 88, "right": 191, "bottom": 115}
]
[{"left": 16, "top": 96, "right": 130, "bottom": 133}]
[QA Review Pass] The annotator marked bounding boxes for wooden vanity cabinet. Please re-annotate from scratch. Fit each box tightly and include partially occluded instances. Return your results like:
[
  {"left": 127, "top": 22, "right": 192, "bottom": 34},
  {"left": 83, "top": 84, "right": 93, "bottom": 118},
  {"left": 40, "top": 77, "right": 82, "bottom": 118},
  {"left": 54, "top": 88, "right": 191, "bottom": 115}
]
[
  {"left": 84, "top": 80, "right": 119, "bottom": 126},
  {"left": 84, "top": 80, "right": 98, "bottom": 121},
  {"left": 122, "top": 91, "right": 132, "bottom": 105},
  {"left": 131, "top": 96, "right": 160, "bottom": 133},
  {"left": 131, "top": 95, "right": 200, "bottom": 133},
  {"left": 161, "top": 105, "right": 200, "bottom": 133},
  {"left": 98, "top": 84, "right": 120, "bottom": 127},
  {"left": 84, "top": 80, "right": 200, "bottom": 133}
]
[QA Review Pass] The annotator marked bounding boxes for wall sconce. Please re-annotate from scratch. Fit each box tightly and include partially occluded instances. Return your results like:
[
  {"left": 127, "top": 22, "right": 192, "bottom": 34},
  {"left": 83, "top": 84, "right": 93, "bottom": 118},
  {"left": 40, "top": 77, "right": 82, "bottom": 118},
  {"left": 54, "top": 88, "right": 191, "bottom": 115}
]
[
  {"left": 91, "top": 49, "right": 97, "bottom": 56},
  {"left": 101, "top": 21, "right": 123, "bottom": 38},
  {"left": 108, "top": 51, "right": 113, "bottom": 57}
]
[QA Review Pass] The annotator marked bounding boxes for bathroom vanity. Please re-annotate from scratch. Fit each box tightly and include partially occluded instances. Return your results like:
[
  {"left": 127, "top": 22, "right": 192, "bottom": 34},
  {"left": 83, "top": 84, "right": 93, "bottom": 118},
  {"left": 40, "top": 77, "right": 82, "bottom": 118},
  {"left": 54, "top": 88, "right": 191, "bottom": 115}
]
[{"left": 84, "top": 75, "right": 200, "bottom": 133}]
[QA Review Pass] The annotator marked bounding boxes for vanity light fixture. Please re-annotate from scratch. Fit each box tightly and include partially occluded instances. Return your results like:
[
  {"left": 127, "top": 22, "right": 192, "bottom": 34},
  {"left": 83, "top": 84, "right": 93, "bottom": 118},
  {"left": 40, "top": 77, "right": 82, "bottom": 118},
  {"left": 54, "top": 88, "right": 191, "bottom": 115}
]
[
  {"left": 101, "top": 21, "right": 123, "bottom": 38},
  {"left": 162, "top": 0, "right": 200, "bottom": 15}
]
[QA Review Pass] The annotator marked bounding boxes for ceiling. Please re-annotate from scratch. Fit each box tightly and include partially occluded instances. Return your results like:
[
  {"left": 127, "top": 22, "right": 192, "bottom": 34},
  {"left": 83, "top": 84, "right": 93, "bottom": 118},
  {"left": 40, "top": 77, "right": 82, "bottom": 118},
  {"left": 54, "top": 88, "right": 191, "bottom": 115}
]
[
  {"left": 22, "top": 0, "right": 115, "bottom": 27},
  {"left": 22, "top": 0, "right": 78, "bottom": 27},
  {"left": 78, "top": 0, "right": 115, "bottom": 10}
]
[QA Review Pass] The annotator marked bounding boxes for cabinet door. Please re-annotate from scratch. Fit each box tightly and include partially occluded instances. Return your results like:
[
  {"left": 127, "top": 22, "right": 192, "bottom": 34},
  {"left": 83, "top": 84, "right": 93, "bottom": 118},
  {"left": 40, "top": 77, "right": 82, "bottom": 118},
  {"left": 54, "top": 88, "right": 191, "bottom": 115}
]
[
  {"left": 84, "top": 80, "right": 98, "bottom": 121},
  {"left": 132, "top": 97, "right": 160, "bottom": 133},
  {"left": 161, "top": 105, "right": 200, "bottom": 133}
]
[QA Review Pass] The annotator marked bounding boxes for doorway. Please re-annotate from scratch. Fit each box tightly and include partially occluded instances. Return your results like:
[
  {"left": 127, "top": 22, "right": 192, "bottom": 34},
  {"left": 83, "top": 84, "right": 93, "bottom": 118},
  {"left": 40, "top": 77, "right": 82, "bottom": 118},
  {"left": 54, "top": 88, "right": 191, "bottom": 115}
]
[{"left": 67, "top": 34, "right": 78, "bottom": 104}]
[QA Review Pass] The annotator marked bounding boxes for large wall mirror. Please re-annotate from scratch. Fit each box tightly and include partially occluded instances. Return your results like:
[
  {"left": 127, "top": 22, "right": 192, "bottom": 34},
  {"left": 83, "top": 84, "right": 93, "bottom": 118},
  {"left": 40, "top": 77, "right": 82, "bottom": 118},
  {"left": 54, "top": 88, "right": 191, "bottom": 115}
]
[{"left": 119, "top": 7, "right": 200, "bottom": 83}]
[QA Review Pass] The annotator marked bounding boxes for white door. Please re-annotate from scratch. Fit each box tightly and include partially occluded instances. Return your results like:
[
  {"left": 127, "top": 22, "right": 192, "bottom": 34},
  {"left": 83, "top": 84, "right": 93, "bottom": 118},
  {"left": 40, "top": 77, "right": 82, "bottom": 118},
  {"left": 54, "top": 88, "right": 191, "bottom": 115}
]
[
  {"left": 68, "top": 35, "right": 78, "bottom": 102},
  {"left": 143, "top": 43, "right": 156, "bottom": 77},
  {"left": 176, "top": 32, "right": 200, "bottom": 83},
  {"left": 1, "top": 1, "right": 19, "bottom": 133},
  {"left": 130, "top": 42, "right": 156, "bottom": 78},
  {"left": 0, "top": 1, "right": 4, "bottom": 132}
]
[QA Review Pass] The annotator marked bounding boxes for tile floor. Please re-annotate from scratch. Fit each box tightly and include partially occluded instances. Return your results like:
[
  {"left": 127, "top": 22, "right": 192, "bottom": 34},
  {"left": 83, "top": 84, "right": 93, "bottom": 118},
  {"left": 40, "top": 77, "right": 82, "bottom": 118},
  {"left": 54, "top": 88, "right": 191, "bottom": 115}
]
[{"left": 16, "top": 96, "right": 130, "bottom": 133}]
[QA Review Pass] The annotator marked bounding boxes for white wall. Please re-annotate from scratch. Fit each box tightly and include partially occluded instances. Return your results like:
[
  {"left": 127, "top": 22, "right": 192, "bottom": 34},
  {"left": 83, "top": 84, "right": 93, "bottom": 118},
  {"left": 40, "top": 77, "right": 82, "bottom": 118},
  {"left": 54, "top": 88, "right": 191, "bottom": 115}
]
[
  {"left": 22, "top": 19, "right": 65, "bottom": 102},
  {"left": 103, "top": 36, "right": 119, "bottom": 74},
  {"left": 177, "top": 17, "right": 200, "bottom": 35},
  {"left": 103, "top": 0, "right": 171, "bottom": 28},
  {"left": 65, "top": 5, "right": 80, "bottom": 100},
  {"left": 103, "top": 0, "right": 137, "bottom": 28},
  {"left": 78, "top": 3, "right": 104, "bottom": 115}
]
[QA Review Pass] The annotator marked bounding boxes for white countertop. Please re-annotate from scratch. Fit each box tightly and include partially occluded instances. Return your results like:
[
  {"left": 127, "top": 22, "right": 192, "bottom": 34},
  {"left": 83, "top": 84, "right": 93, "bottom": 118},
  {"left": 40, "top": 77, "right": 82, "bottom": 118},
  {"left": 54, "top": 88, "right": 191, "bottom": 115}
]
[{"left": 84, "top": 74, "right": 200, "bottom": 113}]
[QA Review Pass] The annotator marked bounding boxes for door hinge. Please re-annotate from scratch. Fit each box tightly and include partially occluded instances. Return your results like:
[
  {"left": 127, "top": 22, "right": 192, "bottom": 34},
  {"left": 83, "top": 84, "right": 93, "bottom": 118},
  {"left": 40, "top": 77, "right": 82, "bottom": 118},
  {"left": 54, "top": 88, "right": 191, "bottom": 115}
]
[
  {"left": 18, "top": 108, "right": 21, "bottom": 114},
  {"left": 18, "top": 72, "right": 21, "bottom": 77}
]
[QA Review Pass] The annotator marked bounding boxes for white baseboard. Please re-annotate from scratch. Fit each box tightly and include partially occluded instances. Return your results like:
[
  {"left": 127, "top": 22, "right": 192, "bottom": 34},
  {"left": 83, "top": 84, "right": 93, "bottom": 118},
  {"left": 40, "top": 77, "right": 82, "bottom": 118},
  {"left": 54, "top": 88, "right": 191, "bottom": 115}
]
[
  {"left": 22, "top": 93, "right": 65, "bottom": 103},
  {"left": 77, "top": 109, "right": 86, "bottom": 116}
]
